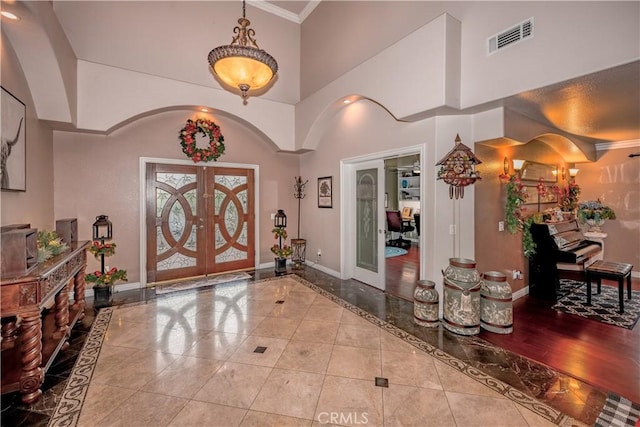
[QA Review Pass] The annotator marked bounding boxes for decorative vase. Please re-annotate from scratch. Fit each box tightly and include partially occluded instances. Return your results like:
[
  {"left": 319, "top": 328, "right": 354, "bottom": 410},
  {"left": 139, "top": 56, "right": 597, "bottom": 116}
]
[
  {"left": 585, "top": 218, "right": 605, "bottom": 232},
  {"left": 93, "top": 285, "right": 113, "bottom": 309},
  {"left": 442, "top": 258, "right": 481, "bottom": 335},
  {"left": 413, "top": 280, "right": 439, "bottom": 327},
  {"left": 480, "top": 271, "right": 513, "bottom": 334},
  {"left": 561, "top": 211, "right": 574, "bottom": 221},
  {"left": 274, "top": 257, "right": 287, "bottom": 276}
]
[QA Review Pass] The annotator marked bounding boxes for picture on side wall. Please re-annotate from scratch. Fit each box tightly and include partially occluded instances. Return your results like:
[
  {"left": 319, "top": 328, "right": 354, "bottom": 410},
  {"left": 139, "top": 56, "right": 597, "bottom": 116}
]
[
  {"left": 1, "top": 87, "right": 26, "bottom": 192},
  {"left": 318, "top": 176, "right": 332, "bottom": 208}
]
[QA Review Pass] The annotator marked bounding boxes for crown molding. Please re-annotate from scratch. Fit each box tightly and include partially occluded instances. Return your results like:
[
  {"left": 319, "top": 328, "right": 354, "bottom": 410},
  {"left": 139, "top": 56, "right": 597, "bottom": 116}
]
[
  {"left": 595, "top": 139, "right": 640, "bottom": 151},
  {"left": 249, "top": 0, "right": 303, "bottom": 24}
]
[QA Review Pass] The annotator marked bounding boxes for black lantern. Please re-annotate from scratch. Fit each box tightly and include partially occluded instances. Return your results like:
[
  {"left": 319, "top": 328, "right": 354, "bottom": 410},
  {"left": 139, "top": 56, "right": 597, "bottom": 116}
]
[
  {"left": 92, "top": 215, "right": 113, "bottom": 241},
  {"left": 274, "top": 209, "right": 287, "bottom": 228}
]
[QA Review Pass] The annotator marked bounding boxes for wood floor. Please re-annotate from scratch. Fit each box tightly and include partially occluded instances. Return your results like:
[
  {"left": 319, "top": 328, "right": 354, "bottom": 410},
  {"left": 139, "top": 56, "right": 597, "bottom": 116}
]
[{"left": 385, "top": 244, "right": 640, "bottom": 403}]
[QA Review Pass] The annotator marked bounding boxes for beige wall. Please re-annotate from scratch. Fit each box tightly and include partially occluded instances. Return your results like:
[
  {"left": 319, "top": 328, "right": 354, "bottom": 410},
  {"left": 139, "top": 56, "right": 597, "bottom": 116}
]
[
  {"left": 0, "top": 31, "right": 55, "bottom": 231},
  {"left": 474, "top": 141, "right": 640, "bottom": 293},
  {"left": 53, "top": 110, "right": 299, "bottom": 283}
]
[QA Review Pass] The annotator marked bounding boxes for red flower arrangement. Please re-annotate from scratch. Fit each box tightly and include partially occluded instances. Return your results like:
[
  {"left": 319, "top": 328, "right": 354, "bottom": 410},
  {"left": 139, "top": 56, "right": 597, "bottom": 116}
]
[
  {"left": 85, "top": 267, "right": 128, "bottom": 287},
  {"left": 89, "top": 240, "right": 116, "bottom": 258},
  {"left": 179, "top": 118, "right": 225, "bottom": 163}
]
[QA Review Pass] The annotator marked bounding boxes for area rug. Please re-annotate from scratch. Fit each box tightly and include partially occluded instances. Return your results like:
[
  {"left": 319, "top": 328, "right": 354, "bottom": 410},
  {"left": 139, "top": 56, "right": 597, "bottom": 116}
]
[
  {"left": 48, "top": 274, "right": 576, "bottom": 427},
  {"left": 595, "top": 392, "right": 640, "bottom": 427},
  {"left": 385, "top": 246, "right": 408, "bottom": 258},
  {"left": 552, "top": 279, "right": 640, "bottom": 330},
  {"left": 154, "top": 271, "right": 251, "bottom": 294}
]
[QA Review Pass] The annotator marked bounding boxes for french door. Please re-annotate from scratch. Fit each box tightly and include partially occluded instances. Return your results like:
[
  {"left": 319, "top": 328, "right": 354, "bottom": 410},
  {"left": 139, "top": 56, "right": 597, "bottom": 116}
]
[
  {"left": 352, "top": 160, "right": 385, "bottom": 290},
  {"left": 146, "top": 163, "right": 255, "bottom": 283}
]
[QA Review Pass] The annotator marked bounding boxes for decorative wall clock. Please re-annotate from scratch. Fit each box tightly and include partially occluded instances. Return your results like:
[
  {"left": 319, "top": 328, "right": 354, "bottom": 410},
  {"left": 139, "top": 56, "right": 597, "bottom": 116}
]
[{"left": 436, "top": 134, "right": 482, "bottom": 199}]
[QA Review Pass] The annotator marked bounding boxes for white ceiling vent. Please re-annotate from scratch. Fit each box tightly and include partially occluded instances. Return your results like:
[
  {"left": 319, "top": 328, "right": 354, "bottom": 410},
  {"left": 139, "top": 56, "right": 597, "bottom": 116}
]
[{"left": 488, "top": 18, "right": 534, "bottom": 54}]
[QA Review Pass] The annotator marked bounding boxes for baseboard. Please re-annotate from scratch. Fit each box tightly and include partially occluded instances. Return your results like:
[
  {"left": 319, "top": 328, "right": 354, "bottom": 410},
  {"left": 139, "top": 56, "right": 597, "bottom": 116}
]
[
  {"left": 512, "top": 285, "right": 529, "bottom": 301},
  {"left": 633, "top": 271, "right": 640, "bottom": 279},
  {"left": 302, "top": 261, "right": 341, "bottom": 279}
]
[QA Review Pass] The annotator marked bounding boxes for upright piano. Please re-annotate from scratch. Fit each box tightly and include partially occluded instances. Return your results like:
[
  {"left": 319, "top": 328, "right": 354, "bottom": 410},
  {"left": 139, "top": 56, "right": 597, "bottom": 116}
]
[{"left": 529, "top": 219, "right": 602, "bottom": 301}]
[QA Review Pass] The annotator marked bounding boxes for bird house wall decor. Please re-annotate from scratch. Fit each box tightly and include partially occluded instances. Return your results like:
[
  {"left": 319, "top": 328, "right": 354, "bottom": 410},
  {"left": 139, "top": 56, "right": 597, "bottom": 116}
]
[{"left": 436, "top": 134, "right": 482, "bottom": 199}]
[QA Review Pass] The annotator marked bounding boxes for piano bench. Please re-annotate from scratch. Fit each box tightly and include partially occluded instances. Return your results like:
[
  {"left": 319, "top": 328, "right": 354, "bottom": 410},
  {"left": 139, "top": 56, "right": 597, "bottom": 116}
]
[{"left": 586, "top": 260, "right": 633, "bottom": 314}]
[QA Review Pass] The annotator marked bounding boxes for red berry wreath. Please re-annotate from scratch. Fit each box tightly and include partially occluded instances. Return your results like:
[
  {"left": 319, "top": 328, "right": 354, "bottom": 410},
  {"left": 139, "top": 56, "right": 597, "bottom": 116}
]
[{"left": 179, "top": 118, "right": 225, "bottom": 163}]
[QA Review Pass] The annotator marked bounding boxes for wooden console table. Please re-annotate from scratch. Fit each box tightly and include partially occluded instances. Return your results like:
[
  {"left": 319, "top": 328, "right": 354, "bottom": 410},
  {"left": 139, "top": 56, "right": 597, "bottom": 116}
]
[{"left": 1, "top": 241, "right": 89, "bottom": 404}]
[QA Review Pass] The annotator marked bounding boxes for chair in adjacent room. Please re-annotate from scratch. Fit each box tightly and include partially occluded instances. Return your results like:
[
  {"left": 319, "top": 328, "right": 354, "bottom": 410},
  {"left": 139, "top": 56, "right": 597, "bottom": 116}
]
[
  {"left": 413, "top": 213, "right": 420, "bottom": 236},
  {"left": 386, "top": 210, "right": 415, "bottom": 248}
]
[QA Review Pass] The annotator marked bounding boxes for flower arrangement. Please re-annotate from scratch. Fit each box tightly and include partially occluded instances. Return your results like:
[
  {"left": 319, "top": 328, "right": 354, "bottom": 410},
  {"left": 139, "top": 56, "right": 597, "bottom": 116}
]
[
  {"left": 499, "top": 173, "right": 537, "bottom": 257},
  {"left": 577, "top": 200, "right": 616, "bottom": 222},
  {"left": 179, "top": 118, "right": 225, "bottom": 163},
  {"left": 270, "top": 227, "right": 293, "bottom": 258},
  {"left": 85, "top": 267, "right": 128, "bottom": 287},
  {"left": 37, "top": 230, "right": 69, "bottom": 262},
  {"left": 553, "top": 181, "right": 581, "bottom": 212},
  {"left": 89, "top": 240, "right": 116, "bottom": 258}
]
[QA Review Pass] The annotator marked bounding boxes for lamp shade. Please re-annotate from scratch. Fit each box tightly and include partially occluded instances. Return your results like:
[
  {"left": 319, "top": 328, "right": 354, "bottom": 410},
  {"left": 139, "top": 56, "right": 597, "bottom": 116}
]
[{"left": 512, "top": 159, "right": 525, "bottom": 171}]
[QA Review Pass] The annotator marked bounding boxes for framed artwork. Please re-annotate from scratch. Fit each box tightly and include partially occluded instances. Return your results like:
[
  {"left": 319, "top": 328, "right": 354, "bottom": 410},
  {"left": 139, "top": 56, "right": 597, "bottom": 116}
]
[
  {"left": 318, "top": 176, "right": 332, "bottom": 208},
  {"left": 522, "top": 185, "right": 558, "bottom": 205},
  {"left": 520, "top": 161, "right": 558, "bottom": 183},
  {"left": 1, "top": 87, "right": 26, "bottom": 191},
  {"left": 401, "top": 207, "right": 413, "bottom": 219}
]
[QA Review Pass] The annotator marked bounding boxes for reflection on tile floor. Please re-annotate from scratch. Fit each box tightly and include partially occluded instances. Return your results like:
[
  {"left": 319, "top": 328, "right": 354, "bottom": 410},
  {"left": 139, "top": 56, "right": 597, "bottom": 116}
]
[{"left": 2, "top": 267, "right": 606, "bottom": 426}]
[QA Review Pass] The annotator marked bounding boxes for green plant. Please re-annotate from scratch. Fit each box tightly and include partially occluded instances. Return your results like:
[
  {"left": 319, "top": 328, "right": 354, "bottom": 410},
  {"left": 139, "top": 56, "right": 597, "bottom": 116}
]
[
  {"left": 500, "top": 173, "right": 528, "bottom": 233},
  {"left": 577, "top": 200, "right": 616, "bottom": 222},
  {"left": 553, "top": 181, "right": 581, "bottom": 212},
  {"left": 37, "top": 230, "right": 69, "bottom": 262},
  {"left": 270, "top": 227, "right": 293, "bottom": 258},
  {"left": 89, "top": 240, "right": 116, "bottom": 258},
  {"left": 85, "top": 267, "right": 128, "bottom": 287}
]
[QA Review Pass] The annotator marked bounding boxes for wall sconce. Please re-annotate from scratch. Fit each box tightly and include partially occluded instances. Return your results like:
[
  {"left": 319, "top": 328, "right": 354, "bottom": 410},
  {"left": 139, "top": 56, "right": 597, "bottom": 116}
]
[
  {"left": 569, "top": 168, "right": 579, "bottom": 177},
  {"left": 512, "top": 159, "right": 525, "bottom": 172},
  {"left": 503, "top": 157, "right": 510, "bottom": 175}
]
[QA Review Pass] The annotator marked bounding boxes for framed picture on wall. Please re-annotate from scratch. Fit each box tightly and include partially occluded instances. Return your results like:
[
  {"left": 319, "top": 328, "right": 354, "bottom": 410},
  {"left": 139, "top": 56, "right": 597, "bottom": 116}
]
[
  {"left": 1, "top": 87, "right": 26, "bottom": 192},
  {"left": 318, "top": 176, "right": 332, "bottom": 208}
]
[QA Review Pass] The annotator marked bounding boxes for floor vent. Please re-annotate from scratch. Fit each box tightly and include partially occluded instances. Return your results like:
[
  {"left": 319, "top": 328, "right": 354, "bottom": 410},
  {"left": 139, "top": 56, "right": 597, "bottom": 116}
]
[{"left": 488, "top": 17, "right": 534, "bottom": 54}]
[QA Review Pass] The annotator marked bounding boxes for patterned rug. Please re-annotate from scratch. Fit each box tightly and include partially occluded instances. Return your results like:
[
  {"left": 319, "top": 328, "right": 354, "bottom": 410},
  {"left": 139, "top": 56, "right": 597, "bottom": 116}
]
[
  {"left": 48, "top": 275, "right": 577, "bottom": 427},
  {"left": 154, "top": 271, "right": 251, "bottom": 294},
  {"left": 552, "top": 279, "right": 640, "bottom": 330},
  {"left": 385, "top": 246, "right": 408, "bottom": 258},
  {"left": 595, "top": 392, "right": 640, "bottom": 427}
]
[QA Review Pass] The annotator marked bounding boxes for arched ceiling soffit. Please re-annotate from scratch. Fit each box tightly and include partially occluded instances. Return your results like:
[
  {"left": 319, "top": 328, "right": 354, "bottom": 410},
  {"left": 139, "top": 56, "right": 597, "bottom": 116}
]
[
  {"left": 2, "top": 2, "right": 73, "bottom": 123},
  {"left": 301, "top": 95, "right": 400, "bottom": 151},
  {"left": 102, "top": 106, "right": 281, "bottom": 153},
  {"left": 529, "top": 133, "right": 591, "bottom": 164}
]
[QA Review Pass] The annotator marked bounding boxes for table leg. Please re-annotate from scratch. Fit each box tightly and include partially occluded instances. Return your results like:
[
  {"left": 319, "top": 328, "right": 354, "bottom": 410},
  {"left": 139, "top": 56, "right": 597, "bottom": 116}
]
[
  {"left": 596, "top": 277, "right": 601, "bottom": 294},
  {"left": 19, "top": 309, "right": 44, "bottom": 405},
  {"left": 618, "top": 278, "right": 624, "bottom": 314},
  {"left": 586, "top": 272, "right": 592, "bottom": 305},
  {"left": 1, "top": 316, "right": 18, "bottom": 350},
  {"left": 628, "top": 273, "right": 632, "bottom": 300},
  {"left": 53, "top": 280, "right": 70, "bottom": 340},
  {"left": 71, "top": 266, "right": 87, "bottom": 320}
]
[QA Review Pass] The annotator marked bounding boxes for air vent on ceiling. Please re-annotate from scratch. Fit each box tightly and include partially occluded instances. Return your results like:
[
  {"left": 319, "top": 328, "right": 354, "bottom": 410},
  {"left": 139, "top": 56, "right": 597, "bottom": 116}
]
[{"left": 488, "top": 17, "right": 534, "bottom": 54}]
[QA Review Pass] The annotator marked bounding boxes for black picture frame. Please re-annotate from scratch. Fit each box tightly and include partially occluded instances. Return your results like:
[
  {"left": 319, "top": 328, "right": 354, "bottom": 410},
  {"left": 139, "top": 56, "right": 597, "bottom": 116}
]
[
  {"left": 1, "top": 87, "right": 26, "bottom": 192},
  {"left": 318, "top": 176, "right": 332, "bottom": 208}
]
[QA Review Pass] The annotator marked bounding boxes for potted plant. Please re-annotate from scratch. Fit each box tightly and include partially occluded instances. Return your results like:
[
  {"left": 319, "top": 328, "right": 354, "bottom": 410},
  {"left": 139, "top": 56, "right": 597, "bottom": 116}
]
[
  {"left": 36, "top": 230, "right": 69, "bottom": 262},
  {"left": 270, "top": 227, "right": 293, "bottom": 276},
  {"left": 577, "top": 200, "right": 616, "bottom": 232},
  {"left": 85, "top": 267, "right": 128, "bottom": 308},
  {"left": 553, "top": 181, "right": 581, "bottom": 219}
]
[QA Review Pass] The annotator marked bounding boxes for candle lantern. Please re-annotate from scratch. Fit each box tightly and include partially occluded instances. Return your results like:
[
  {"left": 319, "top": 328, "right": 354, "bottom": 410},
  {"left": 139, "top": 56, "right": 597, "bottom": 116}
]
[{"left": 92, "top": 215, "right": 113, "bottom": 241}]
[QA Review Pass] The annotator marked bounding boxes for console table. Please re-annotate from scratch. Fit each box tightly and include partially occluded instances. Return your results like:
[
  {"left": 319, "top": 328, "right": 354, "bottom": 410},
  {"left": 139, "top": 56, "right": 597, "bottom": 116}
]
[{"left": 1, "top": 241, "right": 89, "bottom": 404}]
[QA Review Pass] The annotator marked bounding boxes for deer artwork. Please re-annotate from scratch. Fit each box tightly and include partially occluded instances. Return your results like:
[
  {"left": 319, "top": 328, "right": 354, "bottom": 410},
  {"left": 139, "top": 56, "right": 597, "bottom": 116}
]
[{"left": 1, "top": 117, "right": 23, "bottom": 189}]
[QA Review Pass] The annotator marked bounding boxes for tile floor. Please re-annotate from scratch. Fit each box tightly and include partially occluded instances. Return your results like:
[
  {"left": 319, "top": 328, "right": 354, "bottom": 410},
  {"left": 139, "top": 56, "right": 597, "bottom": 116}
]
[
  {"left": 58, "top": 275, "right": 570, "bottom": 426},
  {"left": 3, "top": 267, "right": 607, "bottom": 426}
]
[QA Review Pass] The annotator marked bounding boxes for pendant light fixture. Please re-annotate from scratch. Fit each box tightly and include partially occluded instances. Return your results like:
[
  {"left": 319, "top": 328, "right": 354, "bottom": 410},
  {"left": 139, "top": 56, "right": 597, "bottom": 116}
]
[{"left": 208, "top": 0, "right": 278, "bottom": 104}]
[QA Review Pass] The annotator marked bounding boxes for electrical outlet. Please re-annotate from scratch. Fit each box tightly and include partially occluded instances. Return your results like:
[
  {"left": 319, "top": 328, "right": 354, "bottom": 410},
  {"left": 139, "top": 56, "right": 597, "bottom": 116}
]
[
  {"left": 449, "top": 225, "right": 456, "bottom": 235},
  {"left": 317, "top": 249, "right": 322, "bottom": 257},
  {"left": 498, "top": 221, "right": 505, "bottom": 232},
  {"left": 270, "top": 213, "right": 275, "bottom": 220},
  {"left": 512, "top": 270, "right": 522, "bottom": 280}
]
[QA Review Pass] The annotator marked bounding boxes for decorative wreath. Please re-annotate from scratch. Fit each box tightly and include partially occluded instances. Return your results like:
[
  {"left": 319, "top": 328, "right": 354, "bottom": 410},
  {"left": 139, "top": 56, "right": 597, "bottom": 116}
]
[{"left": 179, "top": 118, "right": 225, "bottom": 163}]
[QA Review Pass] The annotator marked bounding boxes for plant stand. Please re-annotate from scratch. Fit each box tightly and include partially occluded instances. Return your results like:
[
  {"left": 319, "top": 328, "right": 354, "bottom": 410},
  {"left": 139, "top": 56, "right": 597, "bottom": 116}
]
[
  {"left": 93, "top": 286, "right": 113, "bottom": 309},
  {"left": 274, "top": 257, "right": 287, "bottom": 276},
  {"left": 291, "top": 239, "right": 306, "bottom": 269}
]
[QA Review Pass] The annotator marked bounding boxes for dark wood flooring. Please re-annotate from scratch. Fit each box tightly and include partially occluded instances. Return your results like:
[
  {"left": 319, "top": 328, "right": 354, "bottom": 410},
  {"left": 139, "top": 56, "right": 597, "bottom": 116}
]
[{"left": 385, "top": 244, "right": 639, "bottom": 403}]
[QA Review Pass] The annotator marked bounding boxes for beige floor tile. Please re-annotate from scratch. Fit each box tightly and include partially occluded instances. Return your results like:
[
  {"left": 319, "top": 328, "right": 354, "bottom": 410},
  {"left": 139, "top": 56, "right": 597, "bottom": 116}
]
[
  {"left": 227, "top": 335, "right": 289, "bottom": 367},
  {"left": 314, "top": 375, "right": 383, "bottom": 427},
  {"left": 382, "top": 349, "right": 442, "bottom": 390},
  {"left": 446, "top": 391, "right": 529, "bottom": 426},
  {"left": 251, "top": 368, "right": 324, "bottom": 419},
  {"left": 252, "top": 316, "right": 301, "bottom": 339},
  {"left": 214, "top": 314, "right": 266, "bottom": 335},
  {"left": 103, "top": 322, "right": 160, "bottom": 349},
  {"left": 276, "top": 341, "right": 333, "bottom": 374},
  {"left": 185, "top": 330, "right": 248, "bottom": 360},
  {"left": 153, "top": 327, "right": 212, "bottom": 355},
  {"left": 326, "top": 345, "right": 381, "bottom": 380},
  {"left": 334, "top": 323, "right": 380, "bottom": 349},
  {"left": 168, "top": 400, "right": 247, "bottom": 427},
  {"left": 248, "top": 300, "right": 290, "bottom": 317},
  {"left": 94, "top": 391, "right": 187, "bottom": 426},
  {"left": 268, "top": 302, "right": 311, "bottom": 319},
  {"left": 339, "top": 310, "right": 376, "bottom": 327},
  {"left": 380, "top": 330, "right": 420, "bottom": 353},
  {"left": 309, "top": 295, "right": 340, "bottom": 308},
  {"left": 304, "top": 305, "right": 343, "bottom": 322},
  {"left": 193, "top": 361, "right": 272, "bottom": 408},
  {"left": 283, "top": 291, "right": 319, "bottom": 306},
  {"left": 91, "top": 348, "right": 178, "bottom": 390},
  {"left": 241, "top": 410, "right": 313, "bottom": 427},
  {"left": 291, "top": 320, "right": 340, "bottom": 344},
  {"left": 434, "top": 359, "right": 507, "bottom": 399},
  {"left": 141, "top": 355, "right": 223, "bottom": 398},
  {"left": 77, "top": 383, "right": 136, "bottom": 426},
  {"left": 383, "top": 384, "right": 456, "bottom": 426}
]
